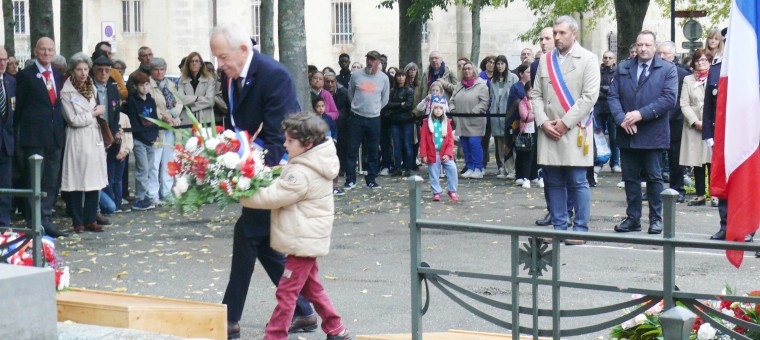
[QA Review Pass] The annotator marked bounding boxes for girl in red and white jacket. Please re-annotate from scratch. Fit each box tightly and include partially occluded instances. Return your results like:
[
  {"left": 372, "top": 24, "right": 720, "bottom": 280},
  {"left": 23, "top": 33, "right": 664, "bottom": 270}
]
[{"left": 419, "top": 96, "right": 459, "bottom": 202}]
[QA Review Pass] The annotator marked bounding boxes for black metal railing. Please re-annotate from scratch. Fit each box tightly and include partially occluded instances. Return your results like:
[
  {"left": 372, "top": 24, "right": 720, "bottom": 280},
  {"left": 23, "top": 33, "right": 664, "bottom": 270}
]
[{"left": 0, "top": 155, "right": 45, "bottom": 267}]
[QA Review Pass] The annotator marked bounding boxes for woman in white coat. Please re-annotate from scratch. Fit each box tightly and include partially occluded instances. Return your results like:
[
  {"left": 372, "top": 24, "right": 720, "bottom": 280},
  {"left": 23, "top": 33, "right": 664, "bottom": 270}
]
[
  {"left": 60, "top": 53, "right": 107, "bottom": 233},
  {"left": 177, "top": 52, "right": 216, "bottom": 125}
]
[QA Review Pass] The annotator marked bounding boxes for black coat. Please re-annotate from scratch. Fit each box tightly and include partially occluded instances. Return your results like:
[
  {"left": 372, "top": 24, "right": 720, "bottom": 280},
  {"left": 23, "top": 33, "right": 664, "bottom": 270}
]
[
  {"left": 14, "top": 65, "right": 65, "bottom": 149},
  {"left": 383, "top": 86, "right": 414, "bottom": 124},
  {"left": 0, "top": 75, "right": 16, "bottom": 156},
  {"left": 702, "top": 62, "right": 721, "bottom": 141}
]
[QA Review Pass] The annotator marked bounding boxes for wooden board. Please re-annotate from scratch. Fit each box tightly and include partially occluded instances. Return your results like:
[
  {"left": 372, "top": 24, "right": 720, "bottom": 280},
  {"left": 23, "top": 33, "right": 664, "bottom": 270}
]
[
  {"left": 57, "top": 288, "right": 226, "bottom": 340},
  {"left": 358, "top": 329, "right": 550, "bottom": 340}
]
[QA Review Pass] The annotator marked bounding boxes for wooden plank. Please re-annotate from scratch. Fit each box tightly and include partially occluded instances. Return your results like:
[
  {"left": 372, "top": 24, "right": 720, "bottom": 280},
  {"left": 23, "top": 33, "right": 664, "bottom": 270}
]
[
  {"left": 57, "top": 288, "right": 226, "bottom": 340},
  {"left": 357, "top": 330, "right": 551, "bottom": 340}
]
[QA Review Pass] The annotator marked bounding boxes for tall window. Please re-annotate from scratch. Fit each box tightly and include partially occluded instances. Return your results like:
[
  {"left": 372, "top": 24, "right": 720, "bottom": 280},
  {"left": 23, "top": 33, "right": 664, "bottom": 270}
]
[
  {"left": 421, "top": 21, "right": 429, "bottom": 43},
  {"left": 252, "top": 0, "right": 261, "bottom": 43},
  {"left": 13, "top": 0, "right": 26, "bottom": 34},
  {"left": 122, "top": 0, "right": 144, "bottom": 33},
  {"left": 331, "top": 1, "right": 352, "bottom": 45},
  {"left": 608, "top": 31, "right": 618, "bottom": 54}
]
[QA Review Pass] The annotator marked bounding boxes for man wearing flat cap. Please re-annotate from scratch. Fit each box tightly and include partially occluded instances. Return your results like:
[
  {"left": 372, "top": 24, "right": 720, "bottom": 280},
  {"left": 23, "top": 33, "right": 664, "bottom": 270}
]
[
  {"left": 344, "top": 50, "right": 390, "bottom": 190},
  {"left": 92, "top": 55, "right": 125, "bottom": 209}
]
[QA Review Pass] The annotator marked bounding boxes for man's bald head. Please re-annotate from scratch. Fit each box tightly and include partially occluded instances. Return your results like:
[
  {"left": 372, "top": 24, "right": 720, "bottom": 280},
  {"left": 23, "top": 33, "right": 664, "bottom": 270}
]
[
  {"left": 539, "top": 27, "right": 555, "bottom": 53},
  {"left": 34, "top": 37, "right": 55, "bottom": 67}
]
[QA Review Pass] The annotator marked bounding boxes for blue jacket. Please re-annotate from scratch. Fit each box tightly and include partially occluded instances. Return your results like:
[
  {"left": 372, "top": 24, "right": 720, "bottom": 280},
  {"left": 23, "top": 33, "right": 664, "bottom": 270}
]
[
  {"left": 608, "top": 56, "right": 677, "bottom": 149},
  {"left": 702, "top": 62, "right": 721, "bottom": 141},
  {"left": 220, "top": 49, "right": 301, "bottom": 238},
  {"left": 0, "top": 75, "right": 16, "bottom": 156}
]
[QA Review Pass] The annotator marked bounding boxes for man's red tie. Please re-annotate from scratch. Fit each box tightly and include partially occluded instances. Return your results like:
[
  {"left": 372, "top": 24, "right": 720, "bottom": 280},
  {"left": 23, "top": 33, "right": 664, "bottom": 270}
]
[{"left": 42, "top": 71, "right": 56, "bottom": 106}]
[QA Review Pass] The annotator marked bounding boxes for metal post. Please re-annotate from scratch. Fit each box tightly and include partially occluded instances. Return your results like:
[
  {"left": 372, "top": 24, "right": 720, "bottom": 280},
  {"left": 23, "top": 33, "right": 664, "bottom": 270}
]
[
  {"left": 670, "top": 0, "right": 676, "bottom": 42},
  {"left": 661, "top": 188, "right": 679, "bottom": 309},
  {"left": 531, "top": 240, "right": 539, "bottom": 339},
  {"left": 408, "top": 177, "right": 423, "bottom": 340},
  {"left": 661, "top": 306, "right": 696, "bottom": 340},
  {"left": 510, "top": 236, "right": 520, "bottom": 338},
  {"left": 30, "top": 155, "right": 44, "bottom": 268},
  {"left": 552, "top": 240, "right": 561, "bottom": 339}
]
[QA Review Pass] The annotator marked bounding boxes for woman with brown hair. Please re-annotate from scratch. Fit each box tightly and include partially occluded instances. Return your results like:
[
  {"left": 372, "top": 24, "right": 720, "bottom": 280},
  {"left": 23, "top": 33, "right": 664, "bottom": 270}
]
[{"left": 177, "top": 52, "right": 216, "bottom": 125}]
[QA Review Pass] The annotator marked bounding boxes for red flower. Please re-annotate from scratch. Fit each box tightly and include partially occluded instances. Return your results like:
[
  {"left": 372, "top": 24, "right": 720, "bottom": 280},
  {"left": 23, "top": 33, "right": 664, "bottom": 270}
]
[
  {"left": 215, "top": 143, "right": 229, "bottom": 155},
  {"left": 230, "top": 139, "right": 241, "bottom": 152},
  {"left": 174, "top": 144, "right": 184, "bottom": 151},
  {"left": 692, "top": 316, "right": 705, "bottom": 331},
  {"left": 55, "top": 270, "right": 62, "bottom": 288},
  {"left": 240, "top": 156, "right": 256, "bottom": 178},
  {"left": 167, "top": 161, "right": 182, "bottom": 176},
  {"left": 216, "top": 125, "right": 224, "bottom": 133},
  {"left": 220, "top": 182, "right": 228, "bottom": 190}
]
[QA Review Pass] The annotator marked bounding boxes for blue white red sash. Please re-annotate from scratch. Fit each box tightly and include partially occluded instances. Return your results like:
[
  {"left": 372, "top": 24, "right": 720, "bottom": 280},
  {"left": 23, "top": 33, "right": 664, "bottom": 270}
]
[{"left": 545, "top": 49, "right": 594, "bottom": 154}]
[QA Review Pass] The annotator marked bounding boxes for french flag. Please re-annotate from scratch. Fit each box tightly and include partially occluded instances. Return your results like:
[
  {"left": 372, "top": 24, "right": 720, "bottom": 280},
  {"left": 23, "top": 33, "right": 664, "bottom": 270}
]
[{"left": 713, "top": 0, "right": 760, "bottom": 267}]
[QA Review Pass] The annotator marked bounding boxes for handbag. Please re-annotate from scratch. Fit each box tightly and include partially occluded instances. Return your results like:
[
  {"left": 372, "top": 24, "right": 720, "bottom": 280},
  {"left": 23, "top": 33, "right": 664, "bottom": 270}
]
[
  {"left": 514, "top": 116, "right": 533, "bottom": 152},
  {"left": 97, "top": 117, "right": 115, "bottom": 147},
  {"left": 594, "top": 128, "right": 611, "bottom": 164}
]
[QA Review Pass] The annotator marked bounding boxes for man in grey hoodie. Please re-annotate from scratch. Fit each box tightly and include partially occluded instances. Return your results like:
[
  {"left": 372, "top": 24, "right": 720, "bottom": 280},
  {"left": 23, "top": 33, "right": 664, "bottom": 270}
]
[{"left": 344, "top": 50, "right": 390, "bottom": 190}]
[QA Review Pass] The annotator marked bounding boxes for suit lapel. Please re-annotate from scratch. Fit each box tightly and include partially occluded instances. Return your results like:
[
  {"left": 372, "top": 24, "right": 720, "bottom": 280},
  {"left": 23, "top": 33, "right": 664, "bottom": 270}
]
[{"left": 234, "top": 52, "right": 257, "bottom": 112}]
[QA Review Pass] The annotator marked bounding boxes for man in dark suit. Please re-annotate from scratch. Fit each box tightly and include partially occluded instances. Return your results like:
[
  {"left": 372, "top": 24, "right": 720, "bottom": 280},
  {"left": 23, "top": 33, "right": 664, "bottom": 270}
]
[
  {"left": 0, "top": 47, "right": 16, "bottom": 228},
  {"left": 210, "top": 24, "right": 316, "bottom": 339},
  {"left": 608, "top": 30, "right": 678, "bottom": 235},
  {"left": 14, "top": 37, "right": 68, "bottom": 238}
]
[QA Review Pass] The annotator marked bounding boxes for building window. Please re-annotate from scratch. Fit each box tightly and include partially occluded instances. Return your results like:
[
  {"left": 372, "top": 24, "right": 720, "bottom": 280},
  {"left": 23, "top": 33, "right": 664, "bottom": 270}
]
[
  {"left": 608, "top": 31, "right": 617, "bottom": 54},
  {"left": 13, "top": 0, "right": 26, "bottom": 34},
  {"left": 252, "top": 0, "right": 261, "bottom": 43},
  {"left": 331, "top": 1, "right": 352, "bottom": 45},
  {"left": 421, "top": 21, "right": 429, "bottom": 43},
  {"left": 122, "top": 0, "right": 143, "bottom": 33}
]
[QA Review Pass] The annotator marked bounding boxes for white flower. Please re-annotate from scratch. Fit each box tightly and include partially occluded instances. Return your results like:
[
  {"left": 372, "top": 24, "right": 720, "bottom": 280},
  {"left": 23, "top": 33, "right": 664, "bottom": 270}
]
[
  {"left": 204, "top": 138, "right": 221, "bottom": 151},
  {"left": 237, "top": 177, "right": 251, "bottom": 191},
  {"left": 173, "top": 176, "right": 189, "bottom": 197},
  {"left": 223, "top": 130, "right": 236, "bottom": 140},
  {"left": 185, "top": 137, "right": 200, "bottom": 152},
  {"left": 57, "top": 266, "right": 70, "bottom": 291},
  {"left": 633, "top": 313, "right": 647, "bottom": 325},
  {"left": 621, "top": 318, "right": 637, "bottom": 330},
  {"left": 222, "top": 152, "right": 241, "bottom": 169},
  {"left": 697, "top": 323, "right": 717, "bottom": 340}
]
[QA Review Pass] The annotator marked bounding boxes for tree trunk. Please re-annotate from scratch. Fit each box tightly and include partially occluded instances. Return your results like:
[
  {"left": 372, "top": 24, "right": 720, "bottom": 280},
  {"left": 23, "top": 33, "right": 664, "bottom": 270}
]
[
  {"left": 398, "top": 0, "right": 422, "bottom": 69},
  {"left": 3, "top": 0, "right": 15, "bottom": 56},
  {"left": 613, "top": 0, "right": 650, "bottom": 58},
  {"left": 29, "top": 0, "right": 55, "bottom": 44},
  {"left": 469, "top": 0, "right": 481, "bottom": 63},
  {"left": 278, "top": 0, "right": 309, "bottom": 110},
  {"left": 260, "top": 0, "right": 275, "bottom": 56},
  {"left": 59, "top": 0, "right": 82, "bottom": 59}
]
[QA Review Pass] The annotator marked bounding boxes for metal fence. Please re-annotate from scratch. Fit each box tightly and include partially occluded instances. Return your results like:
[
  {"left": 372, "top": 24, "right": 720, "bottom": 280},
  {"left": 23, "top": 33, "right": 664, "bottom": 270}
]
[
  {"left": 406, "top": 177, "right": 760, "bottom": 339},
  {"left": 0, "top": 155, "right": 45, "bottom": 267}
]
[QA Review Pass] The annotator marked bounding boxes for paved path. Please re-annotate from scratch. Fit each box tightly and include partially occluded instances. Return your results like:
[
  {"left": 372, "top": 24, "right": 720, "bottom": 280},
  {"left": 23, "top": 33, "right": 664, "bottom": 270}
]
[{"left": 56, "top": 168, "right": 760, "bottom": 339}]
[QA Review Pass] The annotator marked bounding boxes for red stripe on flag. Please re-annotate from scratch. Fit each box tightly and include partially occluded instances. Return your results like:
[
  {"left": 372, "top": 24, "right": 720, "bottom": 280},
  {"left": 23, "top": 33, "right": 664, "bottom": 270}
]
[
  {"left": 710, "top": 77, "right": 728, "bottom": 199},
  {"left": 725, "top": 150, "right": 760, "bottom": 268}
]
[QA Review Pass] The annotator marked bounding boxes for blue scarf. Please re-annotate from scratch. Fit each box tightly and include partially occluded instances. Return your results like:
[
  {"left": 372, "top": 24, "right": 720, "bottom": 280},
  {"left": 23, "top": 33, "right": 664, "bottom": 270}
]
[{"left": 427, "top": 61, "right": 447, "bottom": 86}]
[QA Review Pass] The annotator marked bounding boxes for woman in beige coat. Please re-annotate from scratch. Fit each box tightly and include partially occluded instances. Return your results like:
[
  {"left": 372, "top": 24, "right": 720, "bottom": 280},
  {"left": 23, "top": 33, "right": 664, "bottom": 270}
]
[
  {"left": 60, "top": 53, "right": 107, "bottom": 233},
  {"left": 148, "top": 57, "right": 184, "bottom": 203},
  {"left": 450, "top": 61, "right": 489, "bottom": 179},
  {"left": 177, "top": 52, "right": 216, "bottom": 125},
  {"left": 679, "top": 49, "right": 713, "bottom": 206}
]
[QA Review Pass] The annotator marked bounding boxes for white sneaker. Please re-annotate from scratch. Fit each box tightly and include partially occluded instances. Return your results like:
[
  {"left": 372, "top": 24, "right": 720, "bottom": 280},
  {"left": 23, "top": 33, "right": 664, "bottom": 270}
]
[
  {"left": 496, "top": 167, "right": 506, "bottom": 178},
  {"left": 594, "top": 166, "right": 602, "bottom": 174},
  {"left": 506, "top": 172, "right": 517, "bottom": 180},
  {"left": 612, "top": 165, "right": 622, "bottom": 173},
  {"left": 531, "top": 178, "right": 541, "bottom": 186},
  {"left": 379, "top": 168, "right": 390, "bottom": 176},
  {"left": 593, "top": 173, "right": 598, "bottom": 184},
  {"left": 462, "top": 169, "right": 474, "bottom": 178},
  {"left": 515, "top": 178, "right": 525, "bottom": 186},
  {"left": 617, "top": 181, "right": 625, "bottom": 189},
  {"left": 538, "top": 178, "right": 544, "bottom": 188},
  {"left": 683, "top": 175, "right": 694, "bottom": 187},
  {"left": 522, "top": 179, "right": 531, "bottom": 188},
  {"left": 469, "top": 169, "right": 484, "bottom": 179}
]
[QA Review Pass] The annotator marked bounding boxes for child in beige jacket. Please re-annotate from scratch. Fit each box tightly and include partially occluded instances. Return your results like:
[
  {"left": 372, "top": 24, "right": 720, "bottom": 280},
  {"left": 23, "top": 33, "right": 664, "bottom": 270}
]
[{"left": 240, "top": 112, "right": 352, "bottom": 340}]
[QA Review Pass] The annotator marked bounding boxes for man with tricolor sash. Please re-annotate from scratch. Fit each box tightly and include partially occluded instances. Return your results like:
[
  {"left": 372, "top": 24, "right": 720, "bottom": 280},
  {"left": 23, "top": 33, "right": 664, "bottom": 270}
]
[
  {"left": 531, "top": 16, "right": 600, "bottom": 244},
  {"left": 608, "top": 30, "right": 678, "bottom": 235}
]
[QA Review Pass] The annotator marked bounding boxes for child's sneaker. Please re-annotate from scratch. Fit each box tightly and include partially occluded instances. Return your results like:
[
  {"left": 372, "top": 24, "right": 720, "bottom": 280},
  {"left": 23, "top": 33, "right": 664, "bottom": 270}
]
[
  {"left": 367, "top": 182, "right": 382, "bottom": 189},
  {"left": 432, "top": 194, "right": 441, "bottom": 201},
  {"left": 132, "top": 198, "right": 155, "bottom": 211},
  {"left": 333, "top": 188, "right": 345, "bottom": 196},
  {"left": 344, "top": 182, "right": 356, "bottom": 190},
  {"left": 327, "top": 329, "right": 353, "bottom": 340},
  {"left": 496, "top": 167, "right": 506, "bottom": 178},
  {"left": 515, "top": 178, "right": 525, "bottom": 186},
  {"left": 447, "top": 192, "right": 459, "bottom": 202},
  {"left": 522, "top": 179, "right": 531, "bottom": 189}
]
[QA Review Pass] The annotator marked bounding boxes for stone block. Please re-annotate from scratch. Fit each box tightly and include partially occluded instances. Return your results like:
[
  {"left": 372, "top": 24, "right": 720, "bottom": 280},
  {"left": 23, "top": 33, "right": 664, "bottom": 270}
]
[{"left": 0, "top": 264, "right": 58, "bottom": 340}]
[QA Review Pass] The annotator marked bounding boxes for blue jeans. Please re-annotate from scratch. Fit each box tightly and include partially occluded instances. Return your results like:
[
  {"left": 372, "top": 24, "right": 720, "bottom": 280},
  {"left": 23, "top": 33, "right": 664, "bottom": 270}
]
[
  {"left": 390, "top": 123, "right": 414, "bottom": 171},
  {"left": 106, "top": 154, "right": 127, "bottom": 205},
  {"left": 543, "top": 166, "right": 590, "bottom": 231},
  {"left": 150, "top": 131, "right": 175, "bottom": 200},
  {"left": 460, "top": 136, "right": 483, "bottom": 171},
  {"left": 346, "top": 115, "right": 380, "bottom": 185},
  {"left": 620, "top": 149, "right": 664, "bottom": 222},
  {"left": 428, "top": 154, "right": 458, "bottom": 194},
  {"left": 99, "top": 190, "right": 116, "bottom": 214},
  {"left": 132, "top": 139, "right": 156, "bottom": 201},
  {"left": 380, "top": 120, "right": 394, "bottom": 170}
]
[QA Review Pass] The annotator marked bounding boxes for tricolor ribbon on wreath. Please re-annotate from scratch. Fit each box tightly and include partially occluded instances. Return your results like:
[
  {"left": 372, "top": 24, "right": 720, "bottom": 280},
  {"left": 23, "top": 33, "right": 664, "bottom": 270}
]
[{"left": 545, "top": 49, "right": 594, "bottom": 155}]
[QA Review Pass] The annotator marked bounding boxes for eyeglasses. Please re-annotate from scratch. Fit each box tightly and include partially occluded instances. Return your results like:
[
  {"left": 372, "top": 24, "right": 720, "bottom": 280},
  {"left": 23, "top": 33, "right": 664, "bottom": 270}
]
[
  {"left": 603, "top": 57, "right": 614, "bottom": 60},
  {"left": 189, "top": 59, "right": 202, "bottom": 64}
]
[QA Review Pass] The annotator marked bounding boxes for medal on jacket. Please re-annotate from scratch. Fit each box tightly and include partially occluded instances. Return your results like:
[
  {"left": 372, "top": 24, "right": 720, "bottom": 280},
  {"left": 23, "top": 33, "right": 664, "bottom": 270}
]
[{"left": 45, "top": 78, "right": 53, "bottom": 91}]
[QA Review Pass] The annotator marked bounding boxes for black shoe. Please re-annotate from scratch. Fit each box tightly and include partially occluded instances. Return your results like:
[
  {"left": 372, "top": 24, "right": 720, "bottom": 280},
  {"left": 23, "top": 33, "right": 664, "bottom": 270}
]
[
  {"left": 710, "top": 230, "right": 726, "bottom": 240},
  {"left": 42, "top": 223, "right": 70, "bottom": 238},
  {"left": 96, "top": 213, "right": 111, "bottom": 225},
  {"left": 403, "top": 170, "right": 411, "bottom": 177},
  {"left": 535, "top": 213, "right": 552, "bottom": 226},
  {"left": 687, "top": 198, "right": 706, "bottom": 206},
  {"left": 648, "top": 220, "right": 662, "bottom": 234},
  {"left": 614, "top": 218, "right": 642, "bottom": 232},
  {"left": 288, "top": 314, "right": 318, "bottom": 333},
  {"left": 227, "top": 321, "right": 240, "bottom": 339},
  {"left": 676, "top": 194, "right": 685, "bottom": 203},
  {"left": 756, "top": 251, "right": 760, "bottom": 258}
]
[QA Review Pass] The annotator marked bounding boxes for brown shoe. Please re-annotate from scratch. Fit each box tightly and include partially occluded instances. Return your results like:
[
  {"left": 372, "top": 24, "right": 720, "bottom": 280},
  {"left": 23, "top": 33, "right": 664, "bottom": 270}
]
[
  {"left": 538, "top": 237, "right": 559, "bottom": 244},
  {"left": 227, "top": 321, "right": 240, "bottom": 339},
  {"left": 73, "top": 225, "right": 85, "bottom": 233},
  {"left": 564, "top": 239, "right": 587, "bottom": 246},
  {"left": 289, "top": 314, "right": 318, "bottom": 333},
  {"left": 96, "top": 213, "right": 111, "bottom": 225},
  {"left": 85, "top": 223, "right": 104, "bottom": 232}
]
